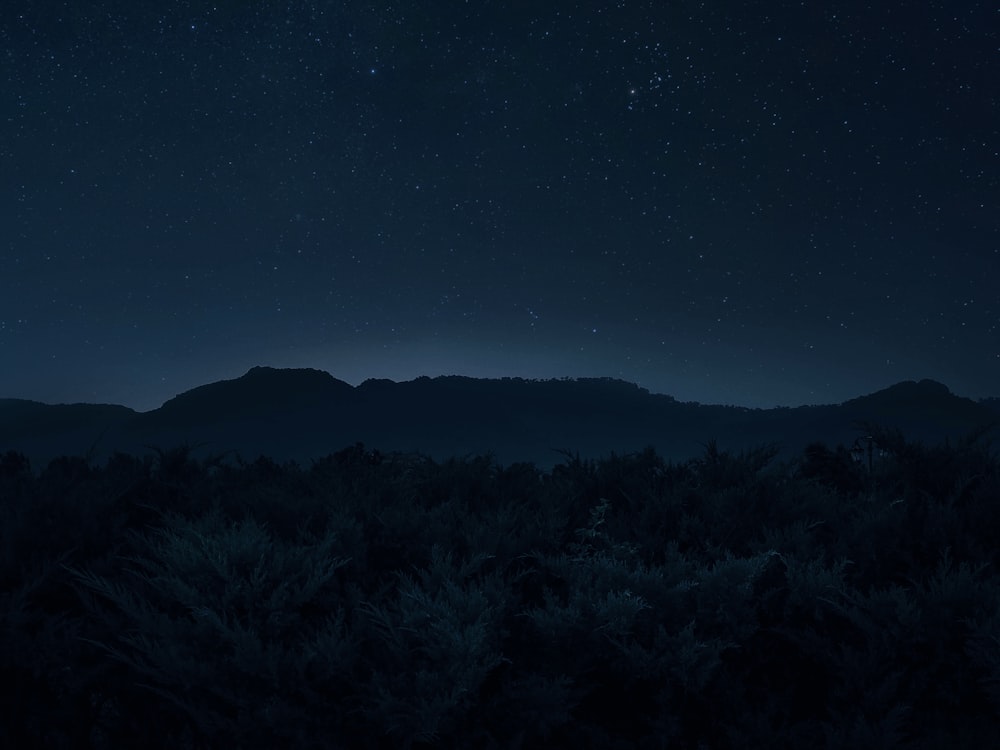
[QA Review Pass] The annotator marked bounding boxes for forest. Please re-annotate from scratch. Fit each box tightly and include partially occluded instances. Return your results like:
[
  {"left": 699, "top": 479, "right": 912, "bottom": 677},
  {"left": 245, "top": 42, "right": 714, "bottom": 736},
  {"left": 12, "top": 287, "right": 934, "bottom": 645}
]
[{"left": 2, "top": 424, "right": 999, "bottom": 748}]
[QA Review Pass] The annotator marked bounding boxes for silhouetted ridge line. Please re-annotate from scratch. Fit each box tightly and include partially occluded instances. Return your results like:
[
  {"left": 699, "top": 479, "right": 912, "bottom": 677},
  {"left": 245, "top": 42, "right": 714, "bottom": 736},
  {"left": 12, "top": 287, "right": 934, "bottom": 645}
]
[{"left": 1, "top": 367, "right": 996, "bottom": 474}]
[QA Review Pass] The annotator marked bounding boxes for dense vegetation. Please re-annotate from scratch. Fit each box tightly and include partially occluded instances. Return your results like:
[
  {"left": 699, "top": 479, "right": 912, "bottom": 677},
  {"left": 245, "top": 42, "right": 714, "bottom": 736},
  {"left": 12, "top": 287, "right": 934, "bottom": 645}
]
[{"left": 2, "top": 425, "right": 999, "bottom": 748}]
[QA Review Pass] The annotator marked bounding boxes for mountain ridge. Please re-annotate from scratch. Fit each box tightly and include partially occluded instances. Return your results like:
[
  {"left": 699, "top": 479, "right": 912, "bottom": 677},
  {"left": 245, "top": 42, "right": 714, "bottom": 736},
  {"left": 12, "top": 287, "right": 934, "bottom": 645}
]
[{"left": 2, "top": 368, "right": 997, "bottom": 472}]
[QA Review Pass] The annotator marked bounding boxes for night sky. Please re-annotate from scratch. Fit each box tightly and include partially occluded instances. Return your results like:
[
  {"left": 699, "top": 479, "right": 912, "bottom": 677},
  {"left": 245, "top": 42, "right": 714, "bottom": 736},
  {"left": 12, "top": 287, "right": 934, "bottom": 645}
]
[{"left": 3, "top": 1, "right": 997, "bottom": 412}]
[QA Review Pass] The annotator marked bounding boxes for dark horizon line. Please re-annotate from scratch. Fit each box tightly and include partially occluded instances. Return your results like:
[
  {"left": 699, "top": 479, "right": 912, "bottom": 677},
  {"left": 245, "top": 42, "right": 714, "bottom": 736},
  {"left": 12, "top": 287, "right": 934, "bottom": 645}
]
[{"left": 3, "top": 366, "right": 996, "bottom": 414}]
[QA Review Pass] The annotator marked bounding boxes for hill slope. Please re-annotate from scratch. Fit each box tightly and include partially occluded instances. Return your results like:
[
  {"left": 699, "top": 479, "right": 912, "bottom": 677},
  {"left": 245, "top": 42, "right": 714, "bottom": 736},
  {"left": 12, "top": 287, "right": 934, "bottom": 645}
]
[{"left": 1, "top": 369, "right": 996, "bottom": 472}]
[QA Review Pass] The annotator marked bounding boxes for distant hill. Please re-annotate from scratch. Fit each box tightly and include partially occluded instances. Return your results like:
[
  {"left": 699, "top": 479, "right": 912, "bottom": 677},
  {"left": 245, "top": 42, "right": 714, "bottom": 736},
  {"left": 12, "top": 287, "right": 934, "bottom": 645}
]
[
  {"left": 1, "top": 368, "right": 997, "bottom": 473},
  {"left": 980, "top": 396, "right": 1000, "bottom": 418},
  {"left": 0, "top": 400, "right": 137, "bottom": 467}
]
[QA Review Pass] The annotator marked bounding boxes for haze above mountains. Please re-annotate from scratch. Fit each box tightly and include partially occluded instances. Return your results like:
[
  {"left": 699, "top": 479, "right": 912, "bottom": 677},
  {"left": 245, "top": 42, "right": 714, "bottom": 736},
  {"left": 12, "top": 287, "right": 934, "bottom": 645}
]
[{"left": 2, "top": 366, "right": 998, "bottom": 472}]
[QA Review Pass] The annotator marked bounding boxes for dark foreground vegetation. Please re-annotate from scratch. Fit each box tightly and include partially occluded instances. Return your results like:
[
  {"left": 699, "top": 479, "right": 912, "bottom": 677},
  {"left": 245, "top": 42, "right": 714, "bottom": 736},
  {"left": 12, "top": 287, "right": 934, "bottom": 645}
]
[{"left": 2, "top": 425, "right": 999, "bottom": 749}]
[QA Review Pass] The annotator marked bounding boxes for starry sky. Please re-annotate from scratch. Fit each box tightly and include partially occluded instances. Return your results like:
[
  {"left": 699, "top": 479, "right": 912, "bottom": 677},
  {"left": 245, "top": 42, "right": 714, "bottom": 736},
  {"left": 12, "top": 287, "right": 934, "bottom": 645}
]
[{"left": 2, "top": 1, "right": 998, "bottom": 412}]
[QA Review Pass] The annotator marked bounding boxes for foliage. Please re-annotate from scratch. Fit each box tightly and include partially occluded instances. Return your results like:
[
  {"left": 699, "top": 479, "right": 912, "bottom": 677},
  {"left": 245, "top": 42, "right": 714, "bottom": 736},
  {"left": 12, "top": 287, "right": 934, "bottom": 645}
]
[{"left": 2, "top": 427, "right": 1000, "bottom": 748}]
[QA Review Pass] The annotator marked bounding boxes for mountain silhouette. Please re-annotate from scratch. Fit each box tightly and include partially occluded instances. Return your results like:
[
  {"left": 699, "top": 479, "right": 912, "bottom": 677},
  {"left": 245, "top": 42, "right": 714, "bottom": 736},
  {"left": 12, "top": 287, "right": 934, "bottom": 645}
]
[{"left": 1, "top": 368, "right": 997, "bottom": 472}]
